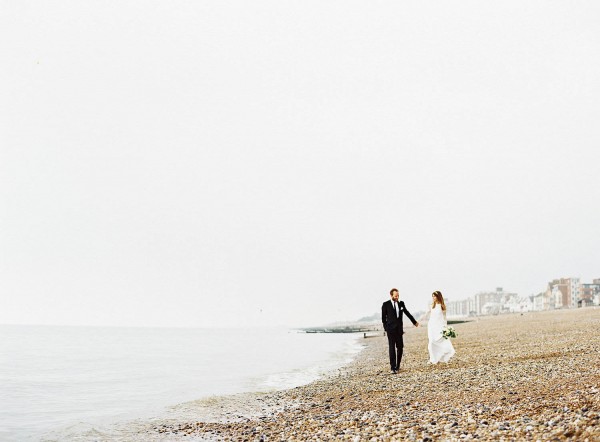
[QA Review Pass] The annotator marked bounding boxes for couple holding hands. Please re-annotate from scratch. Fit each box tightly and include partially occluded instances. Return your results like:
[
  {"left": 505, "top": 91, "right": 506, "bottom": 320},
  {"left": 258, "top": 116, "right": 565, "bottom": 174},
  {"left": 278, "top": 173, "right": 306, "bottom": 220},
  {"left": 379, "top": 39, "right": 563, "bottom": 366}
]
[{"left": 382, "top": 288, "right": 455, "bottom": 374}]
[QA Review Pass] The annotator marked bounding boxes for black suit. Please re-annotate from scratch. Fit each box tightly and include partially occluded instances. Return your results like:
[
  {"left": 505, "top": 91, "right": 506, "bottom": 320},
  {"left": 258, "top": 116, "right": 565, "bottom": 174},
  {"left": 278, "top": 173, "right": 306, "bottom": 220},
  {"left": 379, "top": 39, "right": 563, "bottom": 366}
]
[{"left": 381, "top": 300, "right": 417, "bottom": 370}]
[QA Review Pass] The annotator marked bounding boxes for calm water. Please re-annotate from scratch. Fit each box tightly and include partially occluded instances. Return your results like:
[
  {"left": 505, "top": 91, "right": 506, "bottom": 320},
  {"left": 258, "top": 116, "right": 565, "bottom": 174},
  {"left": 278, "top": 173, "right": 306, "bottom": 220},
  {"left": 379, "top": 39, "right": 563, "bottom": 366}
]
[{"left": 0, "top": 325, "right": 364, "bottom": 441}]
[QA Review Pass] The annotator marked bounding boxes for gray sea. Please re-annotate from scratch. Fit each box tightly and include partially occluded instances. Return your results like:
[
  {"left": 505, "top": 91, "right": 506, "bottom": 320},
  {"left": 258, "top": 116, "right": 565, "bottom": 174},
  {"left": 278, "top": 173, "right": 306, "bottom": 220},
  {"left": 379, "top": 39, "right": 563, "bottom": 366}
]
[{"left": 0, "top": 324, "right": 364, "bottom": 441}]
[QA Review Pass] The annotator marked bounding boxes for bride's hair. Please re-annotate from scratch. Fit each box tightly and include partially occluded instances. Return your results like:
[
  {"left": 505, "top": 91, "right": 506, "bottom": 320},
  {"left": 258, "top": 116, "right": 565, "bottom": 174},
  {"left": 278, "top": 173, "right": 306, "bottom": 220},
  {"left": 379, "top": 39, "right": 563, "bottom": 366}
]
[{"left": 432, "top": 290, "right": 446, "bottom": 311}]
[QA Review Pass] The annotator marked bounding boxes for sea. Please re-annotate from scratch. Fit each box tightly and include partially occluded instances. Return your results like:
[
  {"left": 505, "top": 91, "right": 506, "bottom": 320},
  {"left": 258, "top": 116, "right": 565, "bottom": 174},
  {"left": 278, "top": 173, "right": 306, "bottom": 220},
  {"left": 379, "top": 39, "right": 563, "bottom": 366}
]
[{"left": 0, "top": 324, "right": 364, "bottom": 441}]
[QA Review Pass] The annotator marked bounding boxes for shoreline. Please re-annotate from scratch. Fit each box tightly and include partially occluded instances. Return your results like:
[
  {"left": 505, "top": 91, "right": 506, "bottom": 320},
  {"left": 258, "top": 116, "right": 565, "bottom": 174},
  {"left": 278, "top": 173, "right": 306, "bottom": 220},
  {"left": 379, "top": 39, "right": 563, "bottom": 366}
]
[
  {"left": 34, "top": 330, "right": 364, "bottom": 442},
  {"left": 135, "top": 308, "right": 600, "bottom": 441}
]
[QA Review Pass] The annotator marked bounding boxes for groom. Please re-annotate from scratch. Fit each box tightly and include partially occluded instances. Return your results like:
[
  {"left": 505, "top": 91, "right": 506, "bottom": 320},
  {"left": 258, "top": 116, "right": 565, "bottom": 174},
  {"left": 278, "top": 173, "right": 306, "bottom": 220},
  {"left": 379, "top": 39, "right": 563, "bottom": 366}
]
[{"left": 382, "top": 288, "right": 419, "bottom": 373}]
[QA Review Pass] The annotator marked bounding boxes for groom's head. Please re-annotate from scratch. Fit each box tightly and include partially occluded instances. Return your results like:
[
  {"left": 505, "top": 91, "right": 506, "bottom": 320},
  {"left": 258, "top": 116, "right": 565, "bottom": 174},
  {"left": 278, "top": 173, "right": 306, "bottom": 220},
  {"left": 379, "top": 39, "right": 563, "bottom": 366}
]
[{"left": 390, "top": 288, "right": 399, "bottom": 302}]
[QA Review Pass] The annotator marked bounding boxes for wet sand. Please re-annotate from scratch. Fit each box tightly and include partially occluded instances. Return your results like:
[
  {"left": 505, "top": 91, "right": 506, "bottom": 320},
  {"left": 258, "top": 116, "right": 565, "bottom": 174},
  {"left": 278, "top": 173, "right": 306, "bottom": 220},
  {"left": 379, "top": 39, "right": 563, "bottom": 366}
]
[{"left": 144, "top": 308, "right": 600, "bottom": 441}]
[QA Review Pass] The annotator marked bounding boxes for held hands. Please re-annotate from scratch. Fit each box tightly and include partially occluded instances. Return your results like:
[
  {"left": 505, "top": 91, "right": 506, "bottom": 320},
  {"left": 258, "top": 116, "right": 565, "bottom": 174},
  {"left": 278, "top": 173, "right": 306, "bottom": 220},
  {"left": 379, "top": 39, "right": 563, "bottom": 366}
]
[{"left": 415, "top": 322, "right": 420, "bottom": 327}]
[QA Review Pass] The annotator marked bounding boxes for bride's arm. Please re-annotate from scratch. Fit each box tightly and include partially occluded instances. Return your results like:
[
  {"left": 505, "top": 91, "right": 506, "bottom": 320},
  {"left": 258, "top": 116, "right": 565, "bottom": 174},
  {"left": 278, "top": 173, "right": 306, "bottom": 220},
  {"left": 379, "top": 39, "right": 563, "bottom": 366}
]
[{"left": 418, "top": 307, "right": 431, "bottom": 323}]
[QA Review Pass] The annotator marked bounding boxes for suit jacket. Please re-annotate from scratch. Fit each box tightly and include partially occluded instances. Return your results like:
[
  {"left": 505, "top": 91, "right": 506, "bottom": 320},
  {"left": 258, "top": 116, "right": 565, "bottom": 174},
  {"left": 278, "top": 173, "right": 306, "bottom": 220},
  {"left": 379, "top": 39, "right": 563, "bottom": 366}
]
[{"left": 381, "top": 300, "right": 417, "bottom": 332}]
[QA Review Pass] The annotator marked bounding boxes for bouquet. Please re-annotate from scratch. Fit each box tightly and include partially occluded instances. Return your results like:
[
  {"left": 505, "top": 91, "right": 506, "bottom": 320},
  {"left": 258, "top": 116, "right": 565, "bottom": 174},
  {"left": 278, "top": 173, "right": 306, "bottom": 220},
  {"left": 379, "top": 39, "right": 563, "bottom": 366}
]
[{"left": 442, "top": 326, "right": 457, "bottom": 339}]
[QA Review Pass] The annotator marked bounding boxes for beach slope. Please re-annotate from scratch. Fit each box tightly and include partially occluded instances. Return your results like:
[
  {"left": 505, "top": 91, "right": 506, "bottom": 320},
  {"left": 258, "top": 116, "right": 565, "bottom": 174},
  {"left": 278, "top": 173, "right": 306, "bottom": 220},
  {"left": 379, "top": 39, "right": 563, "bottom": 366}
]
[{"left": 154, "top": 308, "right": 600, "bottom": 441}]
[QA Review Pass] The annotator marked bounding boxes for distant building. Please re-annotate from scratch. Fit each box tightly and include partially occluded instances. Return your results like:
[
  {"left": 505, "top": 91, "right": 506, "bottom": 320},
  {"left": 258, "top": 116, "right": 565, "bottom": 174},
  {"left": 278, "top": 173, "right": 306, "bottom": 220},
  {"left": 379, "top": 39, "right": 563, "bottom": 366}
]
[
  {"left": 474, "top": 287, "right": 518, "bottom": 315},
  {"left": 446, "top": 287, "right": 522, "bottom": 317},
  {"left": 580, "top": 279, "right": 600, "bottom": 307},
  {"left": 551, "top": 282, "right": 569, "bottom": 308},
  {"left": 532, "top": 290, "right": 554, "bottom": 311},
  {"left": 446, "top": 297, "right": 478, "bottom": 317},
  {"left": 547, "top": 278, "right": 580, "bottom": 309},
  {"left": 446, "top": 298, "right": 471, "bottom": 317},
  {"left": 569, "top": 277, "right": 581, "bottom": 307},
  {"left": 503, "top": 293, "right": 533, "bottom": 312},
  {"left": 445, "top": 277, "right": 598, "bottom": 317}
]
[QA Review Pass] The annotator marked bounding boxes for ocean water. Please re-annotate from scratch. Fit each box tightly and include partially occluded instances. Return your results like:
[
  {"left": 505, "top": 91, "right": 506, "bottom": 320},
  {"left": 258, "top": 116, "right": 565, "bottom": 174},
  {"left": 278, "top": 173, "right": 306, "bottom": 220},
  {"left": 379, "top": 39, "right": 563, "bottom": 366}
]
[{"left": 0, "top": 324, "right": 364, "bottom": 441}]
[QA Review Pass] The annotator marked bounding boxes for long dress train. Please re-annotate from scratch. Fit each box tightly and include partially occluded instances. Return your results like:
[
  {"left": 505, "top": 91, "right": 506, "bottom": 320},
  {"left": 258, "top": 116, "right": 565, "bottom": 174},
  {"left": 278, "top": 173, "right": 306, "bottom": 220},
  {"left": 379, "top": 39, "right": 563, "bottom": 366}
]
[{"left": 427, "top": 305, "right": 455, "bottom": 364}]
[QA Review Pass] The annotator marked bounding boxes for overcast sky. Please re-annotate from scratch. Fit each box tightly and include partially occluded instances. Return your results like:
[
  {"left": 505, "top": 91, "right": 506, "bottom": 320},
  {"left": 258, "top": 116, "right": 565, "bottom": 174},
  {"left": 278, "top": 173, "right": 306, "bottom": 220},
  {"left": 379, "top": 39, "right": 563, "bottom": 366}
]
[{"left": 1, "top": 1, "right": 599, "bottom": 328}]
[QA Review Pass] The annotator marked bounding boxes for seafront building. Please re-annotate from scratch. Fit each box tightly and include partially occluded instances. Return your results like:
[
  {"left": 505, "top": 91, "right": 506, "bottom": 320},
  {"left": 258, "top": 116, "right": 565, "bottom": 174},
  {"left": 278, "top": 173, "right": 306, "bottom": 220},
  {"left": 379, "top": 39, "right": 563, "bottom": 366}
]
[
  {"left": 445, "top": 287, "right": 526, "bottom": 317},
  {"left": 580, "top": 279, "right": 600, "bottom": 307},
  {"left": 446, "top": 277, "right": 599, "bottom": 318},
  {"left": 547, "top": 277, "right": 581, "bottom": 309}
]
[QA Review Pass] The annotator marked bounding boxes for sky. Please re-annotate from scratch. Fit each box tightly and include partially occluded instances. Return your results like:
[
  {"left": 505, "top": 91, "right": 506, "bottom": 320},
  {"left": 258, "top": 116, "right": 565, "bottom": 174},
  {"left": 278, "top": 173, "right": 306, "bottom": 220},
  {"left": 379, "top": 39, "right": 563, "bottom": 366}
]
[{"left": 1, "top": 1, "right": 599, "bottom": 328}]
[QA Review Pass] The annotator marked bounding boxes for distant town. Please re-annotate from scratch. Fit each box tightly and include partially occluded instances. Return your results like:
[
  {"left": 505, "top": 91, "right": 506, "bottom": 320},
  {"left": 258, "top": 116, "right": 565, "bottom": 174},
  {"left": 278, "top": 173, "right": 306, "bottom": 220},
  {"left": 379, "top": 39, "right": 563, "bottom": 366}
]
[
  {"left": 446, "top": 277, "right": 600, "bottom": 318},
  {"left": 305, "top": 277, "right": 600, "bottom": 333}
]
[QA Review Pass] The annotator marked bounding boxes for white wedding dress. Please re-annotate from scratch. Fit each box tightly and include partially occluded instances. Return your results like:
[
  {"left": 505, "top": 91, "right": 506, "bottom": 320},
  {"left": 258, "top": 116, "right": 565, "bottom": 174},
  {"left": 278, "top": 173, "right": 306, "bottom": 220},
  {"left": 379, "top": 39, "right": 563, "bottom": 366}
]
[{"left": 427, "top": 305, "right": 455, "bottom": 364}]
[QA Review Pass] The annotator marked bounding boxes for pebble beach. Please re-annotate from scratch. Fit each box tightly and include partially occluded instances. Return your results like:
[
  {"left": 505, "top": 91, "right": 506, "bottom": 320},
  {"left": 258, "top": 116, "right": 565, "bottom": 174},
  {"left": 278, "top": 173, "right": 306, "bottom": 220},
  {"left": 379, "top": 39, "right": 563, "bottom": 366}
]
[{"left": 148, "top": 308, "right": 599, "bottom": 441}]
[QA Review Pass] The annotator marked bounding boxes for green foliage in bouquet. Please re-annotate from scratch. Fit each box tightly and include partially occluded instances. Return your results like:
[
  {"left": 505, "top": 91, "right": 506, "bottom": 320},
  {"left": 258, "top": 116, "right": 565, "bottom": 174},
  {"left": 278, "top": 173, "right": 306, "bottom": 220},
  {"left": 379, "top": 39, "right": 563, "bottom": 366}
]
[{"left": 442, "top": 325, "right": 457, "bottom": 339}]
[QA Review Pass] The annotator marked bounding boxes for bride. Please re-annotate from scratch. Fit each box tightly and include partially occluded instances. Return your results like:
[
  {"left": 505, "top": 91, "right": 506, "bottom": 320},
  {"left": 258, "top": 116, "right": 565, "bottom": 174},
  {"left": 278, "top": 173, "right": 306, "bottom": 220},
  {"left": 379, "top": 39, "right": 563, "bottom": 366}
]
[{"left": 426, "top": 290, "right": 455, "bottom": 364}]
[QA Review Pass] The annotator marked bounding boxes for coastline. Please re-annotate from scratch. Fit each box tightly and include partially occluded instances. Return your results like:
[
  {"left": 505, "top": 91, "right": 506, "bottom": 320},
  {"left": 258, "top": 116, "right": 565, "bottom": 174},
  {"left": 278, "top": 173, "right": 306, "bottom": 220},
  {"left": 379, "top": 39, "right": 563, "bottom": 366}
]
[
  {"left": 59, "top": 308, "right": 599, "bottom": 441},
  {"left": 134, "top": 308, "right": 600, "bottom": 441},
  {"left": 32, "top": 329, "right": 362, "bottom": 442}
]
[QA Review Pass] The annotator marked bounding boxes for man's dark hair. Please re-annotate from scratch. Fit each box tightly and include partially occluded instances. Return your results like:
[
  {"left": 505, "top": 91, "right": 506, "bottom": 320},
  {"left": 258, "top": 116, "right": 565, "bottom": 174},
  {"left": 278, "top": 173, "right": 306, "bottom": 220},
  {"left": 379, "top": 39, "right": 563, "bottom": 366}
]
[{"left": 390, "top": 288, "right": 398, "bottom": 296}]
